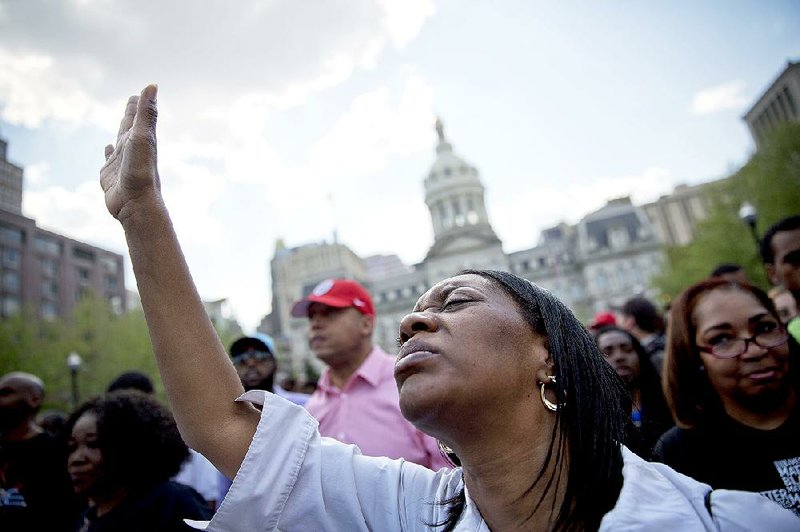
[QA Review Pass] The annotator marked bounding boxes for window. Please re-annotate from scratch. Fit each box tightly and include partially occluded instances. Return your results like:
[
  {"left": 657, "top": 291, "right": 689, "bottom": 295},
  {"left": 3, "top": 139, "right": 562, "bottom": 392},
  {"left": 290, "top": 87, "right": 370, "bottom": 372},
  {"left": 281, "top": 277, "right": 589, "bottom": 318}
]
[
  {"left": 34, "top": 236, "right": 61, "bottom": 256},
  {"left": 41, "top": 280, "right": 58, "bottom": 299},
  {"left": 105, "top": 275, "right": 118, "bottom": 292},
  {"left": 0, "top": 224, "right": 23, "bottom": 245},
  {"left": 2, "top": 247, "right": 20, "bottom": 268},
  {"left": 77, "top": 267, "right": 91, "bottom": 282},
  {"left": 76, "top": 286, "right": 92, "bottom": 301},
  {"left": 2, "top": 271, "right": 20, "bottom": 292},
  {"left": 1, "top": 295, "right": 20, "bottom": 316},
  {"left": 72, "top": 247, "right": 95, "bottom": 262},
  {"left": 40, "top": 257, "right": 58, "bottom": 277},
  {"left": 41, "top": 301, "right": 58, "bottom": 321},
  {"left": 100, "top": 255, "right": 119, "bottom": 273}
]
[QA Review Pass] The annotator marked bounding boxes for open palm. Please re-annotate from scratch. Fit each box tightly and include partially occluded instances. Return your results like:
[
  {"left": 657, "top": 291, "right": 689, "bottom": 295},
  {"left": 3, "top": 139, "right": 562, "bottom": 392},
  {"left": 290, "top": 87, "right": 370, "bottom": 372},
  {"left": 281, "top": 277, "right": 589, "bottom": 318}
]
[{"left": 100, "top": 84, "right": 161, "bottom": 219}]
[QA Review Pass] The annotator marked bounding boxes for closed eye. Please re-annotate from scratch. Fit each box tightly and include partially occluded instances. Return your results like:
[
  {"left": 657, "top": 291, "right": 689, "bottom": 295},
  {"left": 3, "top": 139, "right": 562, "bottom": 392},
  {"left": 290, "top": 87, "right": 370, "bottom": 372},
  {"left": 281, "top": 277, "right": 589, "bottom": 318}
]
[{"left": 441, "top": 298, "right": 471, "bottom": 311}]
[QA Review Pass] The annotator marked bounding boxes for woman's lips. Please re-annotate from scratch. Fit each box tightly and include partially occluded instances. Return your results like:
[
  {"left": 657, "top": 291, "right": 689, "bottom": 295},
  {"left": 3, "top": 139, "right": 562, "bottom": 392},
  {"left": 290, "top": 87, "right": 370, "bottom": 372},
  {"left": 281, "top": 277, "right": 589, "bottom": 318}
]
[
  {"left": 746, "top": 369, "right": 778, "bottom": 381},
  {"left": 394, "top": 350, "right": 437, "bottom": 375},
  {"left": 395, "top": 342, "right": 438, "bottom": 376}
]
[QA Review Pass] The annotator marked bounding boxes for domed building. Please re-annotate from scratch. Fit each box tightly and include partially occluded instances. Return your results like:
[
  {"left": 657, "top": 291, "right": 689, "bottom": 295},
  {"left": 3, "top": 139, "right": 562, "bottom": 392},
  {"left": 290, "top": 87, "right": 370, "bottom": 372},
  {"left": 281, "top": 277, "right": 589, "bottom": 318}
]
[{"left": 263, "top": 120, "right": 665, "bottom": 377}]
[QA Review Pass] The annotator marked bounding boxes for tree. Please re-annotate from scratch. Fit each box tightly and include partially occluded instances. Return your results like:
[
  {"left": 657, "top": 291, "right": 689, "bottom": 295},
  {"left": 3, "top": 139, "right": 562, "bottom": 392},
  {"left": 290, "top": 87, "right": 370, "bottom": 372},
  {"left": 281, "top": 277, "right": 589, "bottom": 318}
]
[
  {"left": 653, "top": 123, "right": 800, "bottom": 300},
  {"left": 0, "top": 294, "right": 161, "bottom": 413}
]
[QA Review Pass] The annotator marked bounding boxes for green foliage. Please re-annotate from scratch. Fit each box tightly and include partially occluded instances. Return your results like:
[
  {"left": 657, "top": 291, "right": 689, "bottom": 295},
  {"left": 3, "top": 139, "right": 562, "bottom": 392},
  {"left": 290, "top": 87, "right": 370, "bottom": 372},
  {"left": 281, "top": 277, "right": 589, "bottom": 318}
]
[
  {"left": 0, "top": 293, "right": 161, "bottom": 413},
  {"left": 653, "top": 123, "right": 800, "bottom": 300}
]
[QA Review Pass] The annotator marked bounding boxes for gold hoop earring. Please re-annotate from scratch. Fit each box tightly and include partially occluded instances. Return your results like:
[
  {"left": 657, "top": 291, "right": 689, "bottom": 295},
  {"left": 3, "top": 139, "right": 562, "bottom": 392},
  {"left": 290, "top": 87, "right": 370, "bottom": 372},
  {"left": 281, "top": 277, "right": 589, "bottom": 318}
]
[
  {"left": 540, "top": 376, "right": 558, "bottom": 412},
  {"left": 438, "top": 440, "right": 454, "bottom": 455}
]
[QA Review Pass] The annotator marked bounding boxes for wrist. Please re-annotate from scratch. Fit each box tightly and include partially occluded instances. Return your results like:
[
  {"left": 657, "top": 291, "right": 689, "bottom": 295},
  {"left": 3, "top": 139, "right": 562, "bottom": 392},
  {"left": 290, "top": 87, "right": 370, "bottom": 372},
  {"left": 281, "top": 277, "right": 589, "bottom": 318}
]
[{"left": 117, "top": 189, "right": 170, "bottom": 230}]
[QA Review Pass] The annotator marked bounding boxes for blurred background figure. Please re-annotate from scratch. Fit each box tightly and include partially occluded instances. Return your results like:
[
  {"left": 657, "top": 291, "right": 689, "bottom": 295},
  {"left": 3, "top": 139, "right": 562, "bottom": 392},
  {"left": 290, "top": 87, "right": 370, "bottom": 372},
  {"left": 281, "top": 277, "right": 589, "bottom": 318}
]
[
  {"left": 66, "top": 391, "right": 212, "bottom": 530},
  {"left": 769, "top": 285, "right": 799, "bottom": 325},
  {"left": 38, "top": 409, "right": 68, "bottom": 437},
  {"left": 655, "top": 279, "right": 799, "bottom": 516},
  {"left": 587, "top": 310, "right": 617, "bottom": 333},
  {"left": 710, "top": 263, "right": 750, "bottom": 284},
  {"left": 291, "top": 278, "right": 449, "bottom": 471},
  {"left": 594, "top": 326, "right": 672, "bottom": 458},
  {"left": 105, "top": 371, "right": 221, "bottom": 511},
  {"left": 229, "top": 333, "right": 309, "bottom": 405},
  {"left": 620, "top": 296, "right": 667, "bottom": 375},
  {"left": 107, "top": 371, "right": 155, "bottom": 395},
  {"left": 0, "top": 371, "right": 80, "bottom": 530},
  {"left": 761, "top": 215, "right": 800, "bottom": 342},
  {"left": 217, "top": 334, "right": 311, "bottom": 502}
]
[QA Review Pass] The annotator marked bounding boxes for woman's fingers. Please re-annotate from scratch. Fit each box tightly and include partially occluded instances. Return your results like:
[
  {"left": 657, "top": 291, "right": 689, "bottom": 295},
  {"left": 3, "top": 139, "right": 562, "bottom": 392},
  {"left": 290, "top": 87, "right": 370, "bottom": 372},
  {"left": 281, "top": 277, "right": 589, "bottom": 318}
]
[
  {"left": 117, "top": 95, "right": 139, "bottom": 144},
  {"left": 130, "top": 84, "right": 158, "bottom": 143}
]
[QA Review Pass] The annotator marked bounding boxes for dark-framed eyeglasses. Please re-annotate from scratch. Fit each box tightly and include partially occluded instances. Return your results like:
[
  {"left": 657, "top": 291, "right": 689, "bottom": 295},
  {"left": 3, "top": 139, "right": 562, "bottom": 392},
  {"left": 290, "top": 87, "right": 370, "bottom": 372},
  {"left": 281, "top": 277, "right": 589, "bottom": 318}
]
[
  {"left": 232, "top": 350, "right": 274, "bottom": 365},
  {"left": 697, "top": 325, "right": 788, "bottom": 359}
]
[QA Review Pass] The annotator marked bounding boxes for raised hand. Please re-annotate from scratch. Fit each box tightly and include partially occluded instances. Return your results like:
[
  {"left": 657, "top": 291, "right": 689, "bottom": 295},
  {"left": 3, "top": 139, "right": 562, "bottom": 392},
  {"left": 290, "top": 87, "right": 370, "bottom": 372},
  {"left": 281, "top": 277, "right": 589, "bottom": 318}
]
[{"left": 100, "top": 84, "right": 161, "bottom": 220}]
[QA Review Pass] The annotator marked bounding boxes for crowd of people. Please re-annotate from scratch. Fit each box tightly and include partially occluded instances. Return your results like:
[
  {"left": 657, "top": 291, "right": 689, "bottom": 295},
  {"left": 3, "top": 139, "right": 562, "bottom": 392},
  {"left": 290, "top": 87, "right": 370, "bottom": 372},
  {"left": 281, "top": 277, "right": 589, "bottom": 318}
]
[{"left": 1, "top": 85, "right": 798, "bottom": 530}]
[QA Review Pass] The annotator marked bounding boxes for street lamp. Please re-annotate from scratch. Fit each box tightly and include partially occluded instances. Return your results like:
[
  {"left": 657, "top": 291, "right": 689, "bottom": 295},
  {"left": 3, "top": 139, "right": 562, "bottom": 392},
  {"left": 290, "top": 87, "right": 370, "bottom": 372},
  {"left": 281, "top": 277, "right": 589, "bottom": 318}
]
[
  {"left": 67, "top": 351, "right": 82, "bottom": 410},
  {"left": 738, "top": 201, "right": 760, "bottom": 249}
]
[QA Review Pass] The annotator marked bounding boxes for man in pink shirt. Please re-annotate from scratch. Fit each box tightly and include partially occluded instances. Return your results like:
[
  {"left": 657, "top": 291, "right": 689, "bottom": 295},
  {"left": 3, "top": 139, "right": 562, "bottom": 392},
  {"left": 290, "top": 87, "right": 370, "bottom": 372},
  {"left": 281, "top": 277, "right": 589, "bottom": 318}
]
[{"left": 291, "top": 278, "right": 449, "bottom": 470}]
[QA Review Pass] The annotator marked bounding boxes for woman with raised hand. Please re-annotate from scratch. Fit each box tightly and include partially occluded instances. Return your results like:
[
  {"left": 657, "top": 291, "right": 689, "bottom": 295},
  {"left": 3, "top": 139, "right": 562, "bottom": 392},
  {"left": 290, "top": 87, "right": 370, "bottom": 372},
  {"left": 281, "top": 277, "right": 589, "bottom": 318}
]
[
  {"left": 655, "top": 278, "right": 800, "bottom": 517},
  {"left": 101, "top": 85, "right": 798, "bottom": 531}
]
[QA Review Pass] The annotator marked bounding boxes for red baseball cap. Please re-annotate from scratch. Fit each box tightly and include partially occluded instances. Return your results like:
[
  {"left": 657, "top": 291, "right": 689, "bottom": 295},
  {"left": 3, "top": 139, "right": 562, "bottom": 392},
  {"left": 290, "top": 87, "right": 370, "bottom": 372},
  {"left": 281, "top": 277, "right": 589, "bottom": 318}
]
[
  {"left": 589, "top": 311, "right": 617, "bottom": 330},
  {"left": 291, "top": 278, "right": 375, "bottom": 318}
]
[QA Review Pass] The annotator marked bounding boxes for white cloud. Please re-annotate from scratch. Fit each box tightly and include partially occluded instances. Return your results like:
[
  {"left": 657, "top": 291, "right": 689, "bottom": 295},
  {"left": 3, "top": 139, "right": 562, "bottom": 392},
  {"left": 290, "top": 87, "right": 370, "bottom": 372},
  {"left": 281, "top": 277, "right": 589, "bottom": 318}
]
[
  {"left": 691, "top": 81, "right": 748, "bottom": 115},
  {"left": 495, "top": 167, "right": 675, "bottom": 251},
  {"left": 22, "top": 180, "right": 126, "bottom": 251},
  {"left": 0, "top": 50, "right": 116, "bottom": 129},
  {"left": 1, "top": 1, "right": 439, "bottom": 331}
]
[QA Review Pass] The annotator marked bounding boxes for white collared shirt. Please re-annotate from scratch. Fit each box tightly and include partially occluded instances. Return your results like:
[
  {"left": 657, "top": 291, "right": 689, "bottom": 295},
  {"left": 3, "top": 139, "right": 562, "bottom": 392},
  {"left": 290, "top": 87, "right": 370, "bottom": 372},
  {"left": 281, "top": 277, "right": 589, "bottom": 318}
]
[{"left": 190, "top": 392, "right": 798, "bottom": 531}]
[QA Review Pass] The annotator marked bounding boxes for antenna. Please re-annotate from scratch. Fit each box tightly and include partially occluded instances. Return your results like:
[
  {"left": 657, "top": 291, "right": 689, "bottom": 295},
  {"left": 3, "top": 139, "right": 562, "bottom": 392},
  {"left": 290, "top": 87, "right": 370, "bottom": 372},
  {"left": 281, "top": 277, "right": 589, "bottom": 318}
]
[{"left": 327, "top": 192, "right": 338, "bottom": 244}]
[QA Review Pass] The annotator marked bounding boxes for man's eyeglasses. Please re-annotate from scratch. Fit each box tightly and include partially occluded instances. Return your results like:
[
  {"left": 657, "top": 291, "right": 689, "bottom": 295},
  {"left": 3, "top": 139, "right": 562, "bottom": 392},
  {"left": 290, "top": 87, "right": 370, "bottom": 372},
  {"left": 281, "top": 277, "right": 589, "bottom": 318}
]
[
  {"left": 697, "top": 325, "right": 788, "bottom": 359},
  {"left": 232, "top": 350, "right": 274, "bottom": 365}
]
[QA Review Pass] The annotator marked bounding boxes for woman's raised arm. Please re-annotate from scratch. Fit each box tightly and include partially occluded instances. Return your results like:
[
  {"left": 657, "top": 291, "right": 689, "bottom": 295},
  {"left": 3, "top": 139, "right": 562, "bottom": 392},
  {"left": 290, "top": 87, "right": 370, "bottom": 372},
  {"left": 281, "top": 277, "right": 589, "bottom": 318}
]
[{"left": 100, "top": 85, "right": 260, "bottom": 478}]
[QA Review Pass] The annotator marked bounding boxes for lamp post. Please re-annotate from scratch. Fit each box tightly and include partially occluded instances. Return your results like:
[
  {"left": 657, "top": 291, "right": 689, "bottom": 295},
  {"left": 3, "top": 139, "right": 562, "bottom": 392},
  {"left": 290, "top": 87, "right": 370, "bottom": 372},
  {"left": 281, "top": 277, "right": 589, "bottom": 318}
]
[
  {"left": 67, "top": 351, "right": 82, "bottom": 410},
  {"left": 738, "top": 201, "right": 760, "bottom": 249}
]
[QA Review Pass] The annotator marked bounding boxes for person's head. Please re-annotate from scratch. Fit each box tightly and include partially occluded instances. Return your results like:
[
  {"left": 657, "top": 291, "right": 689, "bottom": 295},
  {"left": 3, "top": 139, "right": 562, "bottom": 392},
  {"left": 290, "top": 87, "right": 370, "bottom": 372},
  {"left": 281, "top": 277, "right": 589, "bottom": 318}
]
[
  {"left": 594, "top": 326, "right": 645, "bottom": 386},
  {"left": 769, "top": 285, "right": 799, "bottom": 325},
  {"left": 106, "top": 371, "right": 154, "bottom": 394},
  {"left": 65, "top": 391, "right": 188, "bottom": 501},
  {"left": 620, "top": 297, "right": 664, "bottom": 337},
  {"left": 761, "top": 215, "right": 800, "bottom": 298},
  {"left": 229, "top": 333, "right": 277, "bottom": 391},
  {"left": 710, "top": 263, "right": 749, "bottom": 284},
  {"left": 39, "top": 410, "right": 68, "bottom": 437},
  {"left": 397, "top": 270, "right": 627, "bottom": 530},
  {"left": 0, "top": 372, "right": 45, "bottom": 436},
  {"left": 291, "top": 279, "right": 375, "bottom": 368},
  {"left": 665, "top": 278, "right": 797, "bottom": 428}
]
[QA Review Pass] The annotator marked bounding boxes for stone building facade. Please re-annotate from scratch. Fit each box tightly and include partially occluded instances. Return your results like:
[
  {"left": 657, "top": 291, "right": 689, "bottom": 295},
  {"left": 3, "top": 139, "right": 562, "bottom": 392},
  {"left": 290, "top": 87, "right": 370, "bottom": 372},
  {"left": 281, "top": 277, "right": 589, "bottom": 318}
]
[{"left": 261, "top": 122, "right": 666, "bottom": 378}]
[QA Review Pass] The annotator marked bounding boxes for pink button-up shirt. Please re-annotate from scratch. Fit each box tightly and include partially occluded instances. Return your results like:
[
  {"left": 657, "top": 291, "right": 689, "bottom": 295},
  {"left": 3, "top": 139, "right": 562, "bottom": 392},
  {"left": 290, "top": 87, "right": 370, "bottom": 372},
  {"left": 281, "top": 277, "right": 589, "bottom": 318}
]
[{"left": 305, "top": 346, "right": 450, "bottom": 471}]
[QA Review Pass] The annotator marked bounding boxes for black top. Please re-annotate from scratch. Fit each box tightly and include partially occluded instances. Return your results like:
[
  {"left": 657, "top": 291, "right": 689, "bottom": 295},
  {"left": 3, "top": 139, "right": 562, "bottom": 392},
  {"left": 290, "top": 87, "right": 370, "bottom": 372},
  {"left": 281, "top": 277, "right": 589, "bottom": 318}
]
[
  {"left": 0, "top": 431, "right": 82, "bottom": 531},
  {"left": 654, "top": 407, "right": 800, "bottom": 516},
  {"left": 78, "top": 480, "right": 212, "bottom": 532}
]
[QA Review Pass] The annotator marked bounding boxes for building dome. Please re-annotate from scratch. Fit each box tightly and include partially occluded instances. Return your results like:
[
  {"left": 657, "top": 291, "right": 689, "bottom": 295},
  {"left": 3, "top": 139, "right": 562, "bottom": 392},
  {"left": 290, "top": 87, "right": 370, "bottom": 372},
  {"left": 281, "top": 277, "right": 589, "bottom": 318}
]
[{"left": 423, "top": 119, "right": 501, "bottom": 259}]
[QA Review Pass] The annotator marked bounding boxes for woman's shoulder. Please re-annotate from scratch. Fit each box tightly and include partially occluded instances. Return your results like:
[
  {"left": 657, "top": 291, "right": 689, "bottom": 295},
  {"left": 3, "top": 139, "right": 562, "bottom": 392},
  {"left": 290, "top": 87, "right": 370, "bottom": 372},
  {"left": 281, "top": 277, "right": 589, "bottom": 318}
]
[
  {"left": 144, "top": 481, "right": 213, "bottom": 517},
  {"left": 601, "top": 448, "right": 799, "bottom": 530}
]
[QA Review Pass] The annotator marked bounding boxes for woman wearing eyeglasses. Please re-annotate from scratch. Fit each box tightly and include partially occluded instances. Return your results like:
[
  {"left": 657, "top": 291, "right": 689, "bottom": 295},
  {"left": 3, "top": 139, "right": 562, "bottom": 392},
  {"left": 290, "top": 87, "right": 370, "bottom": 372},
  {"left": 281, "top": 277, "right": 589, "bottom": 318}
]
[{"left": 655, "top": 278, "right": 799, "bottom": 516}]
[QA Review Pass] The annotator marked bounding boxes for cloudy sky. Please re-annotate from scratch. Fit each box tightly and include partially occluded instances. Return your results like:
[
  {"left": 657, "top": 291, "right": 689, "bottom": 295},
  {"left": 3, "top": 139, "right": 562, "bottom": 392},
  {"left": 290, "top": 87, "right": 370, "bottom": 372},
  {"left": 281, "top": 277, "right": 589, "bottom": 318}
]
[{"left": 1, "top": 0, "right": 798, "bottom": 331}]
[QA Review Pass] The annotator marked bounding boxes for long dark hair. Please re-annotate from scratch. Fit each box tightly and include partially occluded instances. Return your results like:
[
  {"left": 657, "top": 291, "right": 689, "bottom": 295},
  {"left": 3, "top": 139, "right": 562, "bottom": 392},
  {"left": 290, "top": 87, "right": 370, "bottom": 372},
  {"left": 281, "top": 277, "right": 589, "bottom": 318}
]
[
  {"left": 594, "top": 325, "right": 672, "bottom": 457},
  {"left": 438, "top": 270, "right": 628, "bottom": 531},
  {"left": 665, "top": 278, "right": 800, "bottom": 428}
]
